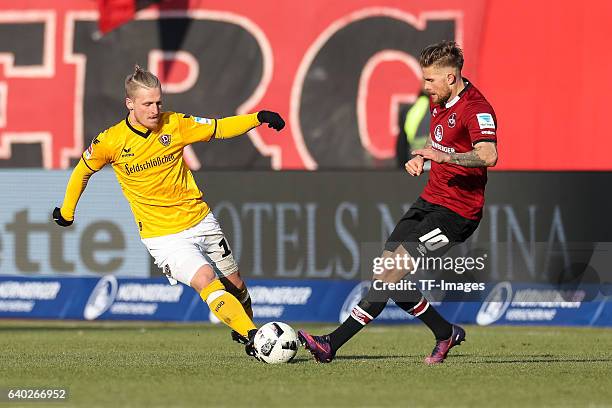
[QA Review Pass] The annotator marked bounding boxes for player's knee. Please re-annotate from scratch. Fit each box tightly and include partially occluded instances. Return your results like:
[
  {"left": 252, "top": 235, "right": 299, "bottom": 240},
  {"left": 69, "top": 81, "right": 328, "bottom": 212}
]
[
  {"left": 377, "top": 247, "right": 415, "bottom": 282},
  {"left": 220, "top": 273, "right": 250, "bottom": 303},
  {"left": 374, "top": 261, "right": 414, "bottom": 283},
  {"left": 222, "top": 270, "right": 246, "bottom": 291},
  {"left": 190, "top": 264, "right": 216, "bottom": 293}
]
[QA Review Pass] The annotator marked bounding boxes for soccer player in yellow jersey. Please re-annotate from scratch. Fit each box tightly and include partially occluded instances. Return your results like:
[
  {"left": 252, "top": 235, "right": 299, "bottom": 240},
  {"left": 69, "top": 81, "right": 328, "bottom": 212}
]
[{"left": 52, "top": 65, "right": 285, "bottom": 358}]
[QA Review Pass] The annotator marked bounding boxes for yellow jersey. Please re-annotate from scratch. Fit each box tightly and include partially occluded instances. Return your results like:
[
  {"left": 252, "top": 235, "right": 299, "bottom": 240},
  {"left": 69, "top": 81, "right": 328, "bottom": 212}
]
[{"left": 61, "top": 111, "right": 260, "bottom": 238}]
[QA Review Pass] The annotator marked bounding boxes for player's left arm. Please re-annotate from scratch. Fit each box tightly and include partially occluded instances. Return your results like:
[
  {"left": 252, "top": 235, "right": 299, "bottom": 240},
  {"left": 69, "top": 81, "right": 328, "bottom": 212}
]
[
  {"left": 411, "top": 142, "right": 497, "bottom": 167},
  {"left": 450, "top": 141, "right": 497, "bottom": 167},
  {"left": 180, "top": 111, "right": 285, "bottom": 144},
  {"left": 413, "top": 106, "right": 498, "bottom": 168}
]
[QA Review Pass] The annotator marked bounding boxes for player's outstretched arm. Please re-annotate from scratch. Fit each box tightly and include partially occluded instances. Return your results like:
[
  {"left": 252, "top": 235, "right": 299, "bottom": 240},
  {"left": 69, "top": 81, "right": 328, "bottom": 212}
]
[
  {"left": 181, "top": 111, "right": 285, "bottom": 144},
  {"left": 255, "top": 111, "right": 285, "bottom": 131},
  {"left": 52, "top": 159, "right": 96, "bottom": 227},
  {"left": 412, "top": 141, "right": 497, "bottom": 168},
  {"left": 215, "top": 111, "right": 285, "bottom": 139}
]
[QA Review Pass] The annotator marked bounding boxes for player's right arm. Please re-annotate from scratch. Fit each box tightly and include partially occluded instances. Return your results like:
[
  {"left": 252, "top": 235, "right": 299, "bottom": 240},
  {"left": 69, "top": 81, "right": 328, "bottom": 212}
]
[
  {"left": 405, "top": 135, "right": 431, "bottom": 176},
  {"left": 53, "top": 133, "right": 112, "bottom": 227}
]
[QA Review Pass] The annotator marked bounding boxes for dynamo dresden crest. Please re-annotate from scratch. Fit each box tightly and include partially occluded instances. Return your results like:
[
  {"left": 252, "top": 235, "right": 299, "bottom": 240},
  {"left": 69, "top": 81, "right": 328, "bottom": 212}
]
[{"left": 158, "top": 134, "right": 171, "bottom": 147}]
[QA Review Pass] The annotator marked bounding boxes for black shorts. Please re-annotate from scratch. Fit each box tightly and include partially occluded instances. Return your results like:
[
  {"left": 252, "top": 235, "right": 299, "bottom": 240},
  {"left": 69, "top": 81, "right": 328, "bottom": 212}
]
[{"left": 384, "top": 197, "right": 479, "bottom": 257}]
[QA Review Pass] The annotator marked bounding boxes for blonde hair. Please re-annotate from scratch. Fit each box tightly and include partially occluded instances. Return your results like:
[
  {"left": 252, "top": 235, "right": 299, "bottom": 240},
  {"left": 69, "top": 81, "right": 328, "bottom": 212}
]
[
  {"left": 419, "top": 41, "right": 464, "bottom": 71},
  {"left": 125, "top": 64, "right": 161, "bottom": 98}
]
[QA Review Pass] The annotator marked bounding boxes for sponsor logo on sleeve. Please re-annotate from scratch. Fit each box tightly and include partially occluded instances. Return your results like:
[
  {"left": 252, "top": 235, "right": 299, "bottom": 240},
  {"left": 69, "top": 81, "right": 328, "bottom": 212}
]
[
  {"left": 193, "top": 116, "right": 212, "bottom": 125},
  {"left": 476, "top": 113, "right": 495, "bottom": 129},
  {"left": 84, "top": 144, "right": 93, "bottom": 160}
]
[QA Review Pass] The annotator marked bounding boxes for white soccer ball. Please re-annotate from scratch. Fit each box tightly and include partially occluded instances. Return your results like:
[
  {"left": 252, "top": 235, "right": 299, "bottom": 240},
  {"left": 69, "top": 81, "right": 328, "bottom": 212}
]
[{"left": 253, "top": 322, "right": 299, "bottom": 364}]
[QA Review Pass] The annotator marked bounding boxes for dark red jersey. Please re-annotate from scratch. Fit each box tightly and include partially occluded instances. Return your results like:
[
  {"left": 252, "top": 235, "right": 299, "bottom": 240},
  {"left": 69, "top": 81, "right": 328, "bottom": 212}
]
[{"left": 420, "top": 79, "right": 497, "bottom": 220}]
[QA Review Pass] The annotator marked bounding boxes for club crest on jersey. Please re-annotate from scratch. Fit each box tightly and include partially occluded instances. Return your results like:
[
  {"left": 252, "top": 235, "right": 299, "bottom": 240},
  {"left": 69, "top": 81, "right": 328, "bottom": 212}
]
[
  {"left": 448, "top": 113, "right": 457, "bottom": 128},
  {"left": 158, "top": 134, "right": 171, "bottom": 147},
  {"left": 434, "top": 124, "right": 444, "bottom": 142},
  {"left": 432, "top": 107, "right": 438, "bottom": 117}
]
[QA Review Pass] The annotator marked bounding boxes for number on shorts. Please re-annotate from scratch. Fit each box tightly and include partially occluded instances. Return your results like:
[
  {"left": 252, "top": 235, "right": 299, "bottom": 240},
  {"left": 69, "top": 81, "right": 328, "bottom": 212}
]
[
  {"left": 218, "top": 238, "right": 231, "bottom": 257},
  {"left": 418, "top": 228, "right": 449, "bottom": 251}
]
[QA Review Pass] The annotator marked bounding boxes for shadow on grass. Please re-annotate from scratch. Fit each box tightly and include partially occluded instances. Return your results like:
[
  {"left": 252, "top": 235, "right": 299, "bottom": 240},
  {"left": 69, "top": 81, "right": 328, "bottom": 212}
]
[
  {"left": 334, "top": 355, "right": 415, "bottom": 361},
  {"left": 314, "top": 354, "right": 612, "bottom": 364},
  {"left": 288, "top": 357, "right": 312, "bottom": 363},
  {"left": 462, "top": 356, "right": 612, "bottom": 364}
]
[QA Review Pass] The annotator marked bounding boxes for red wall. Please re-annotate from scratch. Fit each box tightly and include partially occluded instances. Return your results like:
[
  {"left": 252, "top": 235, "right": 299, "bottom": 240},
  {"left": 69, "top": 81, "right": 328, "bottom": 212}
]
[
  {"left": 479, "top": 1, "right": 612, "bottom": 169},
  {"left": 0, "top": 0, "right": 609, "bottom": 169}
]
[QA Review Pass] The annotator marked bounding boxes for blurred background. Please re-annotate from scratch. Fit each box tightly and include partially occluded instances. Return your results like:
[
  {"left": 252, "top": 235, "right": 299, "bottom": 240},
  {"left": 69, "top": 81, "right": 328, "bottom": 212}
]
[{"left": 1, "top": 0, "right": 610, "bottom": 326}]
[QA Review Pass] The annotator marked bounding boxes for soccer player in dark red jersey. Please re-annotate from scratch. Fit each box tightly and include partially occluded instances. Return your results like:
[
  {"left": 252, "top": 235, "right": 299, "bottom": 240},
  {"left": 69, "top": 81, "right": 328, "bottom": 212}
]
[{"left": 299, "top": 41, "right": 498, "bottom": 365}]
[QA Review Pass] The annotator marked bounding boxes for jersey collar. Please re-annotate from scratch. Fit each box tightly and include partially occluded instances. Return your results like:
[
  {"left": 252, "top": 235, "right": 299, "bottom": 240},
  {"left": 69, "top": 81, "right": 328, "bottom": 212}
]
[
  {"left": 125, "top": 114, "right": 152, "bottom": 138},
  {"left": 444, "top": 78, "right": 471, "bottom": 109}
]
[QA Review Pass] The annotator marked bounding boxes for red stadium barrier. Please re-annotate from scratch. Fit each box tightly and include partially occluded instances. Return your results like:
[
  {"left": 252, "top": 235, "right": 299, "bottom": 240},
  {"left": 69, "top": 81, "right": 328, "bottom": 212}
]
[{"left": 0, "top": 0, "right": 609, "bottom": 169}]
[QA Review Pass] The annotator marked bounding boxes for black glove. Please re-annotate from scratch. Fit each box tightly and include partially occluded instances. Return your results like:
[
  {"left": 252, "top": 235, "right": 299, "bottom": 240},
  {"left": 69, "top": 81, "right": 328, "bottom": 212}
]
[
  {"left": 257, "top": 110, "right": 285, "bottom": 131},
  {"left": 53, "top": 207, "right": 73, "bottom": 227}
]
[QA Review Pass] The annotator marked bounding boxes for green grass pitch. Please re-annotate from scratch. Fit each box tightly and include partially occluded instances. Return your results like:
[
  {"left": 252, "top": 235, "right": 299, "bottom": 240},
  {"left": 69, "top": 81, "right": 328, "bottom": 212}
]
[{"left": 0, "top": 321, "right": 610, "bottom": 407}]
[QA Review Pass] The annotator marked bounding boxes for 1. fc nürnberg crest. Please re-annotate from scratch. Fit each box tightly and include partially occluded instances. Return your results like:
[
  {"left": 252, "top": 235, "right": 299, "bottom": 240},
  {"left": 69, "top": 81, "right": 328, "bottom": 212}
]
[
  {"left": 448, "top": 113, "right": 457, "bottom": 128},
  {"left": 159, "top": 134, "right": 171, "bottom": 147}
]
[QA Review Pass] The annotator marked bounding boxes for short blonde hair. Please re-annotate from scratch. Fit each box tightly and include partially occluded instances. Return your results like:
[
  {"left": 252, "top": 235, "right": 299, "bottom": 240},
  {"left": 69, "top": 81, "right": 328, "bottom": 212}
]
[
  {"left": 419, "top": 41, "right": 464, "bottom": 71},
  {"left": 125, "top": 65, "right": 161, "bottom": 98}
]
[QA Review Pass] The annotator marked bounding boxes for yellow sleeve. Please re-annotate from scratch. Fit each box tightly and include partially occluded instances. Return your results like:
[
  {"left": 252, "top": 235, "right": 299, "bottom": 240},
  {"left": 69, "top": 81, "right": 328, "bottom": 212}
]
[
  {"left": 82, "top": 131, "right": 114, "bottom": 171},
  {"left": 179, "top": 113, "right": 261, "bottom": 144},
  {"left": 59, "top": 159, "right": 96, "bottom": 221},
  {"left": 215, "top": 113, "right": 260, "bottom": 139},
  {"left": 60, "top": 132, "right": 114, "bottom": 220}
]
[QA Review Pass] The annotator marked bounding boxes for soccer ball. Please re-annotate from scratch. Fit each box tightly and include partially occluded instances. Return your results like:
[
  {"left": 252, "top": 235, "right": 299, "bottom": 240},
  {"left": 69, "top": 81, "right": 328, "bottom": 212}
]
[{"left": 253, "top": 322, "right": 299, "bottom": 364}]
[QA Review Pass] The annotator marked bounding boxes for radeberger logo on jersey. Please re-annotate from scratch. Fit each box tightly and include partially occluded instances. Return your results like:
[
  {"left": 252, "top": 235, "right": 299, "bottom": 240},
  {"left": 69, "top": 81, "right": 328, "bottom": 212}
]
[
  {"left": 431, "top": 139, "right": 456, "bottom": 154},
  {"left": 158, "top": 134, "right": 171, "bottom": 147},
  {"left": 124, "top": 154, "right": 175, "bottom": 175}
]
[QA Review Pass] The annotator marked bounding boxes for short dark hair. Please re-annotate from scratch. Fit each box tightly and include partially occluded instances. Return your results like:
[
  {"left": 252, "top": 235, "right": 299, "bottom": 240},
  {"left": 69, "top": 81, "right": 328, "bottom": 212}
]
[{"left": 419, "top": 41, "right": 464, "bottom": 71}]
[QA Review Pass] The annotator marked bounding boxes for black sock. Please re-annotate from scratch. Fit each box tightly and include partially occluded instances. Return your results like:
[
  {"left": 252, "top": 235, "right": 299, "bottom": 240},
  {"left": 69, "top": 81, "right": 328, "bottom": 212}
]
[
  {"left": 394, "top": 296, "right": 452, "bottom": 340},
  {"left": 328, "top": 287, "right": 389, "bottom": 351}
]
